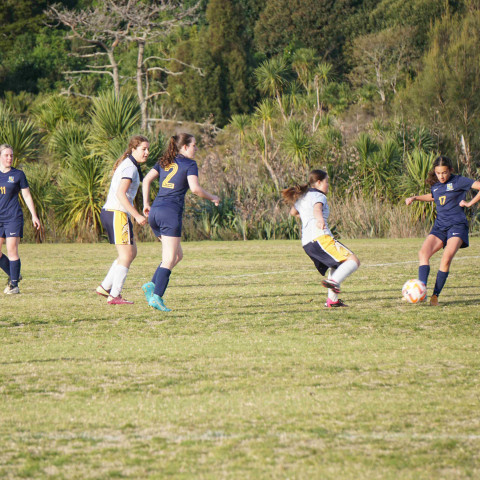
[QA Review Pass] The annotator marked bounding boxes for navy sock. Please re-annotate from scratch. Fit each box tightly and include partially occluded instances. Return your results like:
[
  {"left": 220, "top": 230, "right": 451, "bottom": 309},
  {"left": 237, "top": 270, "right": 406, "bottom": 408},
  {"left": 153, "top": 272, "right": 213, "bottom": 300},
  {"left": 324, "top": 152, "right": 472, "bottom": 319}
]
[
  {"left": 0, "top": 254, "right": 10, "bottom": 276},
  {"left": 9, "top": 259, "right": 21, "bottom": 287},
  {"left": 433, "top": 270, "right": 449, "bottom": 296},
  {"left": 151, "top": 262, "right": 162, "bottom": 284},
  {"left": 153, "top": 267, "right": 171, "bottom": 297},
  {"left": 418, "top": 265, "right": 430, "bottom": 287}
]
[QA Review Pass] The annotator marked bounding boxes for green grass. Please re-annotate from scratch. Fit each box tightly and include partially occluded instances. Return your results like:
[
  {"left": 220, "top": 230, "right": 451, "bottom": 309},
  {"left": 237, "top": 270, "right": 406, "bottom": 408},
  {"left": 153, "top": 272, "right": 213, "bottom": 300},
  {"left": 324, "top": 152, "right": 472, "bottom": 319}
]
[{"left": 0, "top": 239, "right": 479, "bottom": 479}]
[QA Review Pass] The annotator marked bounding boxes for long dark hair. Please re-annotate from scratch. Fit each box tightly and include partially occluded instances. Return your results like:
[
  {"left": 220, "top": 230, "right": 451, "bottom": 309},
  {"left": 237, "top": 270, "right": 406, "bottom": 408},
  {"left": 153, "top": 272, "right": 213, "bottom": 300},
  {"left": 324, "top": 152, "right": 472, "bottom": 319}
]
[
  {"left": 282, "top": 169, "right": 327, "bottom": 204},
  {"left": 426, "top": 156, "right": 453, "bottom": 186},
  {"left": 113, "top": 135, "right": 149, "bottom": 172},
  {"left": 158, "top": 133, "right": 195, "bottom": 169}
]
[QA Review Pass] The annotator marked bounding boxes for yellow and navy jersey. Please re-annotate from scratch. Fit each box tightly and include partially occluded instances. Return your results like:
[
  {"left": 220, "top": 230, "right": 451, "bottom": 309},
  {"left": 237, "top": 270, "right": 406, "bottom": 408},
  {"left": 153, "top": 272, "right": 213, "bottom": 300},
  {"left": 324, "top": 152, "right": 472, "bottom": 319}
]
[
  {"left": 0, "top": 168, "right": 28, "bottom": 222},
  {"left": 431, "top": 174, "right": 474, "bottom": 228},
  {"left": 150, "top": 154, "right": 198, "bottom": 211}
]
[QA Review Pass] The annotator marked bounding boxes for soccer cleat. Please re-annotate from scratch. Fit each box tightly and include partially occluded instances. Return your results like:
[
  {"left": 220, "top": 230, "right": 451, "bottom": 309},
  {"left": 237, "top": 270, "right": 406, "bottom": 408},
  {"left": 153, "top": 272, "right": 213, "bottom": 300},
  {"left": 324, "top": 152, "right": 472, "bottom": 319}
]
[
  {"left": 148, "top": 293, "right": 171, "bottom": 312},
  {"left": 96, "top": 285, "right": 110, "bottom": 297},
  {"left": 141, "top": 282, "right": 155, "bottom": 302},
  {"left": 107, "top": 295, "right": 134, "bottom": 305},
  {"left": 4, "top": 284, "right": 20, "bottom": 294},
  {"left": 325, "top": 298, "right": 348, "bottom": 308},
  {"left": 322, "top": 279, "right": 341, "bottom": 293},
  {"left": 430, "top": 294, "right": 439, "bottom": 306},
  {"left": 6, "top": 274, "right": 22, "bottom": 285}
]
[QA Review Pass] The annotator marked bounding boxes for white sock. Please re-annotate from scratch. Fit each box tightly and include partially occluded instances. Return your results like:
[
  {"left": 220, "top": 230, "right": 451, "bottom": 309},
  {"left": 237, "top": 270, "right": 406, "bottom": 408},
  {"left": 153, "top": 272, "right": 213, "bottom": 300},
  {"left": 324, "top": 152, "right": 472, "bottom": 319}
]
[
  {"left": 327, "top": 268, "right": 338, "bottom": 302},
  {"left": 110, "top": 264, "right": 129, "bottom": 298},
  {"left": 101, "top": 260, "right": 118, "bottom": 291},
  {"left": 331, "top": 259, "right": 358, "bottom": 285}
]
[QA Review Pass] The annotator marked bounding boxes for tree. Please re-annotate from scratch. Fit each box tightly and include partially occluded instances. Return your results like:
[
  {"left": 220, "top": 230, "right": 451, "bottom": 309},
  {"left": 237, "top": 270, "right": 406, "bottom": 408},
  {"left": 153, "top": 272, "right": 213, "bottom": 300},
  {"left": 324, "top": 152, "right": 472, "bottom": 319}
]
[
  {"left": 46, "top": 0, "right": 200, "bottom": 129},
  {"left": 349, "top": 26, "right": 415, "bottom": 103},
  {"left": 399, "top": 7, "right": 480, "bottom": 172}
]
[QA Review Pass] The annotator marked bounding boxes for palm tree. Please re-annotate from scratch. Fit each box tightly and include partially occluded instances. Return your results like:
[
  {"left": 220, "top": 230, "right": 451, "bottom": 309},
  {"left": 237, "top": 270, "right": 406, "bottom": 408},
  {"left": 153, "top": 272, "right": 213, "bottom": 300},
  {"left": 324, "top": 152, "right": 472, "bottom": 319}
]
[
  {"left": 0, "top": 104, "right": 39, "bottom": 167},
  {"left": 312, "top": 62, "right": 333, "bottom": 131},
  {"left": 291, "top": 48, "right": 318, "bottom": 92},
  {"left": 282, "top": 119, "right": 317, "bottom": 167},
  {"left": 89, "top": 91, "right": 141, "bottom": 163},
  {"left": 252, "top": 99, "right": 280, "bottom": 193},
  {"left": 255, "top": 57, "right": 291, "bottom": 122},
  {"left": 56, "top": 144, "right": 108, "bottom": 240},
  {"left": 48, "top": 121, "right": 91, "bottom": 164}
]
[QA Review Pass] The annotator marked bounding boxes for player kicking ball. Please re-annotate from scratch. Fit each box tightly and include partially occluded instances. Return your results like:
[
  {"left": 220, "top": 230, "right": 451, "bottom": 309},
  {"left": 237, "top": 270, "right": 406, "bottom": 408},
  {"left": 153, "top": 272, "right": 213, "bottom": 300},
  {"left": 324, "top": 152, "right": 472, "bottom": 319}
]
[{"left": 282, "top": 169, "right": 360, "bottom": 307}]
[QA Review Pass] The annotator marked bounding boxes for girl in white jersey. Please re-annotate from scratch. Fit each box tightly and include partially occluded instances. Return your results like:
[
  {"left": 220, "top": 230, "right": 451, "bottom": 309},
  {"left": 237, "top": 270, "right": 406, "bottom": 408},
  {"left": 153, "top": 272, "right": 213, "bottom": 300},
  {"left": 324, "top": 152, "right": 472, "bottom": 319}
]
[
  {"left": 96, "top": 135, "right": 149, "bottom": 304},
  {"left": 282, "top": 169, "right": 360, "bottom": 307}
]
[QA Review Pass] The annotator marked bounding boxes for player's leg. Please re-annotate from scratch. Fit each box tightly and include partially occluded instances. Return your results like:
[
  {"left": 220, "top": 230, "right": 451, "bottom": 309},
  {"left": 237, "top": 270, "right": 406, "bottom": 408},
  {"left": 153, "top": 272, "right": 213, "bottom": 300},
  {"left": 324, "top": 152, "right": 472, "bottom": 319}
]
[
  {"left": 418, "top": 234, "right": 444, "bottom": 287},
  {"left": 107, "top": 243, "right": 136, "bottom": 303},
  {"left": 149, "top": 235, "right": 180, "bottom": 311},
  {"left": 5, "top": 236, "right": 20, "bottom": 294},
  {"left": 0, "top": 235, "right": 9, "bottom": 279},
  {"left": 430, "top": 236, "right": 463, "bottom": 305}
]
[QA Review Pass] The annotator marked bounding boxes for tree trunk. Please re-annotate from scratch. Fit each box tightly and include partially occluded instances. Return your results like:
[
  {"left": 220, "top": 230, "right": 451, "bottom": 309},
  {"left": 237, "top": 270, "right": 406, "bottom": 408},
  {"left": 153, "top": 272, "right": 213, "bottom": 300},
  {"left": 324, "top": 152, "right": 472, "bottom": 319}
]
[
  {"left": 136, "top": 40, "right": 148, "bottom": 131},
  {"left": 107, "top": 49, "right": 120, "bottom": 98}
]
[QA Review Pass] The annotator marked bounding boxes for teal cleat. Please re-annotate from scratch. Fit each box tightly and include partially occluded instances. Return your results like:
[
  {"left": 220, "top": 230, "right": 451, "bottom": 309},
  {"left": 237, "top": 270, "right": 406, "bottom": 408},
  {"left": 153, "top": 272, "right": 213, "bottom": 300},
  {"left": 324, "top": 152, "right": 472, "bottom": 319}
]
[
  {"left": 142, "top": 282, "right": 155, "bottom": 302},
  {"left": 148, "top": 293, "right": 171, "bottom": 312}
]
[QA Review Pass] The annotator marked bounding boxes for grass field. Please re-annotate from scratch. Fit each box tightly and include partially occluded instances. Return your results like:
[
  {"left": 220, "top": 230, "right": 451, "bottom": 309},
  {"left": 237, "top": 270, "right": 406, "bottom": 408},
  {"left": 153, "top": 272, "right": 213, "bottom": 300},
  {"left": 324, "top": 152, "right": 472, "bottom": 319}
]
[{"left": 0, "top": 238, "right": 479, "bottom": 479}]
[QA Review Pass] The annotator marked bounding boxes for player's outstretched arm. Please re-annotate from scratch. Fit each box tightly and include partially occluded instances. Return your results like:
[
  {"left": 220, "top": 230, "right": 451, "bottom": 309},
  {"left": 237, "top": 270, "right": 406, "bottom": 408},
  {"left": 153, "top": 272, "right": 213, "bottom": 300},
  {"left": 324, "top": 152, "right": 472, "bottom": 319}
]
[
  {"left": 405, "top": 193, "right": 434, "bottom": 205},
  {"left": 289, "top": 206, "right": 300, "bottom": 218},
  {"left": 187, "top": 175, "right": 219, "bottom": 206}
]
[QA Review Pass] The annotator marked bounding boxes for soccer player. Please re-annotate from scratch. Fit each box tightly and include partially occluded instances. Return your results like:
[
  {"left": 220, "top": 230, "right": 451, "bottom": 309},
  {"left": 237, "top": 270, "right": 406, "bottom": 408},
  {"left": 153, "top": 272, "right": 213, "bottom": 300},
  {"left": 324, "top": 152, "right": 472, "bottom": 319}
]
[
  {"left": 405, "top": 155, "right": 480, "bottom": 306},
  {"left": 282, "top": 169, "right": 360, "bottom": 307},
  {"left": 141, "top": 133, "right": 219, "bottom": 311},
  {"left": 96, "top": 135, "right": 149, "bottom": 305},
  {"left": 0, "top": 144, "right": 41, "bottom": 294}
]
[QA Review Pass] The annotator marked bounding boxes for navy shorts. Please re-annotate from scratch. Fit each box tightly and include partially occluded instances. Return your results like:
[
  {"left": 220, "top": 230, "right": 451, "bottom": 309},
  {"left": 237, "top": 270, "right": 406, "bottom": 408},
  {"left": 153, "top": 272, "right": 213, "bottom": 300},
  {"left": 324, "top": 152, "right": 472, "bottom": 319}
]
[
  {"left": 0, "top": 217, "right": 24, "bottom": 238},
  {"left": 100, "top": 209, "right": 134, "bottom": 245},
  {"left": 303, "top": 234, "right": 354, "bottom": 276},
  {"left": 148, "top": 205, "right": 182, "bottom": 237},
  {"left": 430, "top": 223, "right": 469, "bottom": 248}
]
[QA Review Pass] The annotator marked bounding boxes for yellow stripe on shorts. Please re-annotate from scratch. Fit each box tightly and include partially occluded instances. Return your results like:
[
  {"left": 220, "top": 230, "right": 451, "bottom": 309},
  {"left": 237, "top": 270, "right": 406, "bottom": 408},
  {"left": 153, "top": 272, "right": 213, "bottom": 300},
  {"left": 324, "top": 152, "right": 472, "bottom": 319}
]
[
  {"left": 314, "top": 234, "right": 352, "bottom": 263},
  {"left": 113, "top": 210, "right": 131, "bottom": 245}
]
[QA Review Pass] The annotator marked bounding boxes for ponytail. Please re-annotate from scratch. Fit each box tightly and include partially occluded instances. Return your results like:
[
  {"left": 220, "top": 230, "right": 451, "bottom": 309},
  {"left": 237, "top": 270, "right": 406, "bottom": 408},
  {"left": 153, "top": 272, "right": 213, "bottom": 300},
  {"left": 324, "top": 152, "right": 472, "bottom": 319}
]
[
  {"left": 158, "top": 133, "right": 195, "bottom": 169},
  {"left": 282, "top": 169, "right": 328, "bottom": 204}
]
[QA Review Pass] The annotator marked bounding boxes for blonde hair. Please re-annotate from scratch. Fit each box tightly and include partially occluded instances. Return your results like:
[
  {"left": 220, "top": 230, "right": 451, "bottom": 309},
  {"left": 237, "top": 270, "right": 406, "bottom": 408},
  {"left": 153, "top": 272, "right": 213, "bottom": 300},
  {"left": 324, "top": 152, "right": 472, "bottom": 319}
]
[
  {"left": 0, "top": 144, "right": 13, "bottom": 155},
  {"left": 113, "top": 135, "right": 149, "bottom": 172}
]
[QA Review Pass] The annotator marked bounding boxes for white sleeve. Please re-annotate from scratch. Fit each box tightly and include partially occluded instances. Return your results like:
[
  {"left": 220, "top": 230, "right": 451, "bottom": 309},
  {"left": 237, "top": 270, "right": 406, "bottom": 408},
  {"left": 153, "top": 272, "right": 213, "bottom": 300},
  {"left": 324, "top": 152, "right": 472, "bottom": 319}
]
[
  {"left": 120, "top": 164, "right": 136, "bottom": 180},
  {"left": 310, "top": 191, "right": 326, "bottom": 207}
]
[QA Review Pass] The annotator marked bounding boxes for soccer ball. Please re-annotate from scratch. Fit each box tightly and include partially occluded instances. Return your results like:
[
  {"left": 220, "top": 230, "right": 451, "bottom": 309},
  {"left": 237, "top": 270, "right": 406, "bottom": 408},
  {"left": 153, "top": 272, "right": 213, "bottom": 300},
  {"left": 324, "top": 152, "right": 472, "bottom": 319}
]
[{"left": 402, "top": 279, "right": 427, "bottom": 304}]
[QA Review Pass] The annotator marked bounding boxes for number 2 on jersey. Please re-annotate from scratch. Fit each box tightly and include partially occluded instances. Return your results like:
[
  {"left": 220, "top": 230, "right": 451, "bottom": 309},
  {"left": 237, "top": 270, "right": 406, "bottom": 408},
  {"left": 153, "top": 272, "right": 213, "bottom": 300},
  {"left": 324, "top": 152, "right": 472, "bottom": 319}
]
[{"left": 162, "top": 163, "right": 178, "bottom": 189}]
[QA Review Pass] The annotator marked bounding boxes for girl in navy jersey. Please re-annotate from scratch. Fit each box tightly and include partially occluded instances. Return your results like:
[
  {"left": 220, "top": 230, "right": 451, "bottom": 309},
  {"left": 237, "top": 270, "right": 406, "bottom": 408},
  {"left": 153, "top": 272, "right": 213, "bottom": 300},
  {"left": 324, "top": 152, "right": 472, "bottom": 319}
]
[
  {"left": 406, "top": 156, "right": 480, "bottom": 306},
  {"left": 282, "top": 169, "right": 360, "bottom": 307},
  {"left": 142, "top": 133, "right": 219, "bottom": 311},
  {"left": 96, "top": 135, "right": 149, "bottom": 305},
  {"left": 0, "top": 144, "right": 41, "bottom": 294}
]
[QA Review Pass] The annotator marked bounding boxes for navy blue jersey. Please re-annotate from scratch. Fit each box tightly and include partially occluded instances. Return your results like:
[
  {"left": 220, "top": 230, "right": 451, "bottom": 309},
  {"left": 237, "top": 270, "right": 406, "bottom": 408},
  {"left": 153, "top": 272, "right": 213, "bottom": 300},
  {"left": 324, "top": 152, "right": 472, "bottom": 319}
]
[
  {"left": 150, "top": 154, "right": 198, "bottom": 211},
  {"left": 0, "top": 168, "right": 29, "bottom": 222},
  {"left": 431, "top": 174, "right": 474, "bottom": 228}
]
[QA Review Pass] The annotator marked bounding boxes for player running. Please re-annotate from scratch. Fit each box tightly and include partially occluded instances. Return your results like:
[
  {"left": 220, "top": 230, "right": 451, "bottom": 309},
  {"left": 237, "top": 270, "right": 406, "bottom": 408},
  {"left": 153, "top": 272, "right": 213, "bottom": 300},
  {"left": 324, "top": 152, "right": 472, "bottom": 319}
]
[
  {"left": 405, "top": 155, "right": 480, "bottom": 306},
  {"left": 96, "top": 135, "right": 149, "bottom": 305},
  {"left": 141, "top": 133, "right": 219, "bottom": 311},
  {"left": 282, "top": 169, "right": 360, "bottom": 307},
  {"left": 0, "top": 144, "right": 41, "bottom": 294}
]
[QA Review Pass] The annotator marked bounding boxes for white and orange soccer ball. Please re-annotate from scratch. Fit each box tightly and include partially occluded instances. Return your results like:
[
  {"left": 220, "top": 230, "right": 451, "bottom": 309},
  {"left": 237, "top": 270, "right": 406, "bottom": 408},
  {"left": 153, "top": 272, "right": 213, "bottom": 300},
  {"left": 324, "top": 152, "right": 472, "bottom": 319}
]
[{"left": 402, "top": 279, "right": 427, "bottom": 304}]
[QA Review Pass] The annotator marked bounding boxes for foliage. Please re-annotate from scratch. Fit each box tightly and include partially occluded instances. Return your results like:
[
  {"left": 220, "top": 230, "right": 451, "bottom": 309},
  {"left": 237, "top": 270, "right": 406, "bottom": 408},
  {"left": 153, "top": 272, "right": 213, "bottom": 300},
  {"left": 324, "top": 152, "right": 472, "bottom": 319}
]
[
  {"left": 0, "top": 104, "right": 38, "bottom": 166},
  {"left": 55, "top": 144, "right": 107, "bottom": 240}
]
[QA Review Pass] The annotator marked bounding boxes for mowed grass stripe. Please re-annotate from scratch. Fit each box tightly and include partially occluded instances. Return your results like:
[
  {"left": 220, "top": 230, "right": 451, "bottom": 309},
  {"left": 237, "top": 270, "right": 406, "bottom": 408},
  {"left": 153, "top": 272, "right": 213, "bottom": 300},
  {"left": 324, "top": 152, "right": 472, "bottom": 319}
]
[{"left": 0, "top": 239, "right": 479, "bottom": 478}]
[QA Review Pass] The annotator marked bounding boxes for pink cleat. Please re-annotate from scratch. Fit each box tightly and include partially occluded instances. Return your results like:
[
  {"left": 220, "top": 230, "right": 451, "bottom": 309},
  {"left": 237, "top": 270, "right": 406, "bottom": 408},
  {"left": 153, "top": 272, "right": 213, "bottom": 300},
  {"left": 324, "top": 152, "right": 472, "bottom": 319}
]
[
  {"left": 107, "top": 295, "right": 134, "bottom": 305},
  {"left": 96, "top": 285, "right": 110, "bottom": 297}
]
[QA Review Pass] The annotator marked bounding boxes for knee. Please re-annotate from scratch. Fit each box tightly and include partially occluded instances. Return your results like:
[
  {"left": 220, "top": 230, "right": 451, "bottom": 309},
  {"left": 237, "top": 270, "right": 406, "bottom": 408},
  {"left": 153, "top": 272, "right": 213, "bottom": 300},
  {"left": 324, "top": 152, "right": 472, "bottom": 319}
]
[{"left": 176, "top": 250, "right": 183, "bottom": 263}]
